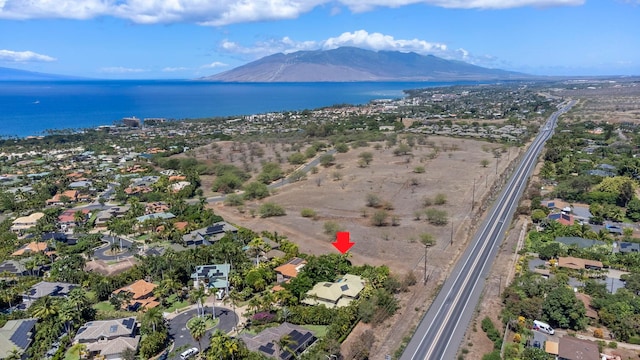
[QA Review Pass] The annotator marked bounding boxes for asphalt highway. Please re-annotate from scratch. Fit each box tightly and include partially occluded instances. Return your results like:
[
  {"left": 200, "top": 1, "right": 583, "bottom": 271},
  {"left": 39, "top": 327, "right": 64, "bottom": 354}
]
[{"left": 400, "top": 100, "right": 576, "bottom": 360}]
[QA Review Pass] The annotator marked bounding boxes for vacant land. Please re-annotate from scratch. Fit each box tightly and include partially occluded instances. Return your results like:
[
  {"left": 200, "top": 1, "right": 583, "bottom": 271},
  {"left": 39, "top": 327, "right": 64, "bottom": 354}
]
[{"left": 196, "top": 135, "right": 524, "bottom": 358}]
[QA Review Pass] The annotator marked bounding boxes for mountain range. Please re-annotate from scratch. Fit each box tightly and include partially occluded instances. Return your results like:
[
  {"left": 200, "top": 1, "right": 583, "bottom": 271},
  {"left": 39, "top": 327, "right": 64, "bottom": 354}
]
[
  {"left": 0, "top": 67, "right": 80, "bottom": 81},
  {"left": 204, "top": 47, "right": 532, "bottom": 82}
]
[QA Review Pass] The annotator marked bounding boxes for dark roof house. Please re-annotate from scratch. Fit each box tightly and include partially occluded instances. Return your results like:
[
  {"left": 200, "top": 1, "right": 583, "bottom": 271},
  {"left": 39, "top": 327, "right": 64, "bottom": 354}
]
[
  {"left": 0, "top": 318, "right": 37, "bottom": 360},
  {"left": 239, "top": 323, "right": 317, "bottom": 360}
]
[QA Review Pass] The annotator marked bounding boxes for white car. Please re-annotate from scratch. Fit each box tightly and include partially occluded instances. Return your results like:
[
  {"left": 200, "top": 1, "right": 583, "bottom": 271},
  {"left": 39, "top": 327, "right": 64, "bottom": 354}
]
[{"left": 180, "top": 347, "right": 199, "bottom": 360}]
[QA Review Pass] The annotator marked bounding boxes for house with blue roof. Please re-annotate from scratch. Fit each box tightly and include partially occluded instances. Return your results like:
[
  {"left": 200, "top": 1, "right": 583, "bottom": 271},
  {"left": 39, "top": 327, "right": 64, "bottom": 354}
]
[{"left": 191, "top": 264, "right": 231, "bottom": 291}]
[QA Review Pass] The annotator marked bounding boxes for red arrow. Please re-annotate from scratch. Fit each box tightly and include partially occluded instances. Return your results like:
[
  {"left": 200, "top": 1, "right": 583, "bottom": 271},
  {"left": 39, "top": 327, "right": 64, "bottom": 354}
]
[{"left": 332, "top": 232, "right": 355, "bottom": 254}]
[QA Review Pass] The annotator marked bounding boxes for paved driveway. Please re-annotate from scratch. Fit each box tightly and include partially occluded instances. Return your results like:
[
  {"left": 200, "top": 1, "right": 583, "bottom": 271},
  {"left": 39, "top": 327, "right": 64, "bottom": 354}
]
[
  {"left": 93, "top": 235, "right": 134, "bottom": 260},
  {"left": 168, "top": 306, "right": 238, "bottom": 360}
]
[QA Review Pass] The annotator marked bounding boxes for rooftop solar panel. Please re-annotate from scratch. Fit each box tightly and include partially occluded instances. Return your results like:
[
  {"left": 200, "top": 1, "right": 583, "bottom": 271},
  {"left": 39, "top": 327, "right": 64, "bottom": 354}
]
[
  {"left": 340, "top": 284, "right": 349, "bottom": 291},
  {"left": 258, "top": 345, "right": 275, "bottom": 355},
  {"left": 9, "top": 319, "right": 37, "bottom": 349},
  {"left": 123, "top": 317, "right": 135, "bottom": 329},
  {"left": 290, "top": 258, "right": 304, "bottom": 265},
  {"left": 109, "top": 325, "right": 118, "bottom": 333}
]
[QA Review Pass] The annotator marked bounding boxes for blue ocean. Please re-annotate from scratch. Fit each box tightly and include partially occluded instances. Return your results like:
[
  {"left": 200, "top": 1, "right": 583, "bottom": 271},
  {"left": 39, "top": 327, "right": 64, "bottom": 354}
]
[{"left": 0, "top": 80, "right": 469, "bottom": 138}]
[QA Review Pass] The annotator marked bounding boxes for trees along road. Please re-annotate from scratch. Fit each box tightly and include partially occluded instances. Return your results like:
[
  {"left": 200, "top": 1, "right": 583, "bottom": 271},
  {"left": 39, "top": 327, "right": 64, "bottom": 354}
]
[{"left": 400, "top": 100, "right": 576, "bottom": 360}]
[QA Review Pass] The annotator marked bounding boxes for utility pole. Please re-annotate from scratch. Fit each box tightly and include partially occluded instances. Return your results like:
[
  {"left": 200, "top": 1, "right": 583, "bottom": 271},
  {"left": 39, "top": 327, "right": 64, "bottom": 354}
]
[
  {"left": 450, "top": 222, "right": 454, "bottom": 246},
  {"left": 423, "top": 246, "right": 428, "bottom": 285},
  {"left": 472, "top": 178, "right": 476, "bottom": 210}
]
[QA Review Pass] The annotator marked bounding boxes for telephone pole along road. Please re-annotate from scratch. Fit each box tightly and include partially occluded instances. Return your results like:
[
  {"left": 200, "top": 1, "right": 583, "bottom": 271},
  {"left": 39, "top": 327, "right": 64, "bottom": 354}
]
[{"left": 400, "top": 100, "right": 576, "bottom": 360}]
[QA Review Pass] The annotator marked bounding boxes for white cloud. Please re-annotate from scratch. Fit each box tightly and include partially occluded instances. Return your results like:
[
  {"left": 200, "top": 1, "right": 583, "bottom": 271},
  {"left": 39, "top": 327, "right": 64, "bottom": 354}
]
[
  {"left": 162, "top": 67, "right": 189, "bottom": 72},
  {"left": 99, "top": 66, "right": 146, "bottom": 73},
  {"left": 0, "top": 0, "right": 584, "bottom": 25},
  {"left": 218, "top": 30, "right": 508, "bottom": 68},
  {"left": 322, "top": 30, "right": 447, "bottom": 53},
  {"left": 0, "top": 49, "right": 56, "bottom": 62},
  {"left": 201, "top": 62, "right": 229, "bottom": 68}
]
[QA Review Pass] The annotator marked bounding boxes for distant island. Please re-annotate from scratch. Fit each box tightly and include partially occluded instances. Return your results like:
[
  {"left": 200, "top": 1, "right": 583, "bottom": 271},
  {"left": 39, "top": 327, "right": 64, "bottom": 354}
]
[
  {"left": 0, "top": 67, "right": 82, "bottom": 81},
  {"left": 203, "top": 46, "right": 534, "bottom": 82}
]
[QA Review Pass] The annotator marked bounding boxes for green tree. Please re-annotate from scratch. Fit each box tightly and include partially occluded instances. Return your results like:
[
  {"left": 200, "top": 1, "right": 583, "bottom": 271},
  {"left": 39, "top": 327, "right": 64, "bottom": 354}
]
[
  {"left": 542, "top": 285, "right": 587, "bottom": 330},
  {"left": 359, "top": 152, "right": 373, "bottom": 165},
  {"left": 259, "top": 202, "right": 286, "bottom": 217},
  {"left": 288, "top": 152, "right": 306, "bottom": 165},
  {"left": 189, "top": 316, "right": 207, "bottom": 354},
  {"left": 626, "top": 197, "right": 640, "bottom": 222},
  {"left": 243, "top": 182, "right": 269, "bottom": 200},
  {"left": 30, "top": 296, "right": 60, "bottom": 319},
  {"left": 319, "top": 154, "right": 335, "bottom": 167}
]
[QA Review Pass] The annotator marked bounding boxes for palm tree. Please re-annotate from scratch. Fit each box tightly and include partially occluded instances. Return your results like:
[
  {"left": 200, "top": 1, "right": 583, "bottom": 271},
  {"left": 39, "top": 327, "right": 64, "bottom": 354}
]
[
  {"left": 5, "top": 348, "right": 21, "bottom": 360},
  {"left": 59, "top": 302, "right": 79, "bottom": 334},
  {"left": 188, "top": 316, "right": 207, "bottom": 354},
  {"left": 192, "top": 285, "right": 207, "bottom": 318},
  {"left": 277, "top": 334, "right": 297, "bottom": 360},
  {"left": 224, "top": 338, "right": 240, "bottom": 360},
  {"left": 248, "top": 237, "right": 267, "bottom": 267},
  {"left": 68, "top": 288, "right": 89, "bottom": 312},
  {"left": 142, "top": 306, "right": 164, "bottom": 333},
  {"left": 209, "top": 330, "right": 227, "bottom": 360},
  {"left": 30, "top": 296, "right": 60, "bottom": 319}
]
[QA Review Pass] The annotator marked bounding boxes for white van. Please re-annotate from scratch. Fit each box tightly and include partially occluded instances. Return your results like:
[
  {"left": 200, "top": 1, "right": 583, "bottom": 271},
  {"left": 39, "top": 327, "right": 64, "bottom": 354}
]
[
  {"left": 180, "top": 347, "right": 199, "bottom": 360},
  {"left": 533, "top": 320, "right": 555, "bottom": 335}
]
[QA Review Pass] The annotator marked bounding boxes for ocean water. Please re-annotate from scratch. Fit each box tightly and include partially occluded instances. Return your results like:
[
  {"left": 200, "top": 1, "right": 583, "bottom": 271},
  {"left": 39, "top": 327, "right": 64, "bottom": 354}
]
[{"left": 0, "top": 80, "right": 471, "bottom": 138}]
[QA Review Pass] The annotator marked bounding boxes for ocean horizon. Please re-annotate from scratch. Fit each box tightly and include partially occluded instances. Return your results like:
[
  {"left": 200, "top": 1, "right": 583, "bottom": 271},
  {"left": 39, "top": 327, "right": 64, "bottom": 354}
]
[{"left": 0, "top": 80, "right": 481, "bottom": 138}]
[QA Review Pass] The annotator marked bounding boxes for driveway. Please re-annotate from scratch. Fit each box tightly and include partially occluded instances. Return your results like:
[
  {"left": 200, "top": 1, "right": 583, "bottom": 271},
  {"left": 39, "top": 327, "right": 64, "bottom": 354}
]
[
  {"left": 168, "top": 306, "right": 238, "bottom": 360},
  {"left": 93, "top": 235, "right": 134, "bottom": 260}
]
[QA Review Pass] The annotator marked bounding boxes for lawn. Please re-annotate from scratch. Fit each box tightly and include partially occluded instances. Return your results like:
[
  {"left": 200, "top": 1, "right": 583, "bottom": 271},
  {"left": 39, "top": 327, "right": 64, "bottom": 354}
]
[
  {"left": 93, "top": 301, "right": 113, "bottom": 311},
  {"left": 301, "top": 325, "right": 328, "bottom": 338},
  {"left": 163, "top": 294, "right": 190, "bottom": 313},
  {"left": 186, "top": 315, "right": 219, "bottom": 330}
]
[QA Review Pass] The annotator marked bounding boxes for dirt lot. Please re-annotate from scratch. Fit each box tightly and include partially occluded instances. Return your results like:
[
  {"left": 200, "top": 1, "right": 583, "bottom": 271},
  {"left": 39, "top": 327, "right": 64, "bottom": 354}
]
[{"left": 194, "top": 135, "right": 526, "bottom": 358}]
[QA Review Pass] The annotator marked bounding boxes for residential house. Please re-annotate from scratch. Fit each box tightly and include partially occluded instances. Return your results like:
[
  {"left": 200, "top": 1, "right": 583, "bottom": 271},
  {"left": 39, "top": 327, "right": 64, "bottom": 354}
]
[
  {"left": 112, "top": 280, "right": 159, "bottom": 311},
  {"left": 557, "top": 256, "right": 603, "bottom": 271},
  {"left": 10, "top": 212, "right": 44, "bottom": 233},
  {"left": 302, "top": 274, "right": 365, "bottom": 308},
  {"left": 46, "top": 190, "right": 79, "bottom": 206},
  {"left": 618, "top": 242, "right": 640, "bottom": 253},
  {"left": 57, "top": 208, "right": 90, "bottom": 231},
  {"left": 239, "top": 322, "right": 317, "bottom": 360},
  {"left": 11, "top": 241, "right": 48, "bottom": 257},
  {"left": 558, "top": 336, "right": 599, "bottom": 360},
  {"left": 273, "top": 258, "right": 307, "bottom": 291},
  {"left": 555, "top": 237, "right": 606, "bottom": 249},
  {"left": 0, "top": 260, "right": 28, "bottom": 277},
  {"left": 74, "top": 317, "right": 139, "bottom": 360},
  {"left": 145, "top": 202, "right": 169, "bottom": 214},
  {"left": 548, "top": 213, "right": 574, "bottom": 226},
  {"left": 182, "top": 222, "right": 238, "bottom": 247},
  {"left": 135, "top": 212, "right": 175, "bottom": 224},
  {"left": 20, "top": 281, "right": 78, "bottom": 310},
  {"left": 575, "top": 293, "right": 599, "bottom": 320},
  {"left": 191, "top": 264, "right": 230, "bottom": 292},
  {"left": 0, "top": 318, "right": 37, "bottom": 360}
]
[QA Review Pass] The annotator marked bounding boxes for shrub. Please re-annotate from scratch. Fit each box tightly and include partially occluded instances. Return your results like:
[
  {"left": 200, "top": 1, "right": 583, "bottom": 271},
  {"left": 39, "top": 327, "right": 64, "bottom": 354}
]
[
  {"left": 300, "top": 208, "right": 317, "bottom": 218},
  {"left": 371, "top": 210, "right": 389, "bottom": 226},
  {"left": 593, "top": 328, "right": 604, "bottom": 339},
  {"left": 425, "top": 208, "right": 448, "bottom": 225},
  {"left": 224, "top": 193, "right": 244, "bottom": 206},
  {"left": 252, "top": 311, "right": 276, "bottom": 325},
  {"left": 324, "top": 221, "right": 341, "bottom": 237},
  {"left": 434, "top": 193, "right": 447, "bottom": 205},
  {"left": 335, "top": 143, "right": 349, "bottom": 153},
  {"left": 259, "top": 202, "right": 286, "bottom": 218},
  {"left": 414, "top": 166, "right": 425, "bottom": 173},
  {"left": 366, "top": 193, "right": 382, "bottom": 208}
]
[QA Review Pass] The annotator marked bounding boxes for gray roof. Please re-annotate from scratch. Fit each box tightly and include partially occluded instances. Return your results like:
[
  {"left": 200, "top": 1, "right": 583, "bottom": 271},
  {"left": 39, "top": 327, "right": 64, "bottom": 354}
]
[
  {"left": 74, "top": 317, "right": 137, "bottom": 343},
  {"left": 619, "top": 242, "right": 640, "bottom": 253},
  {"left": 555, "top": 237, "right": 606, "bottom": 249},
  {"left": 0, "top": 318, "right": 37, "bottom": 358},
  {"left": 135, "top": 212, "right": 175, "bottom": 223},
  {"left": 23, "top": 281, "right": 78, "bottom": 300}
]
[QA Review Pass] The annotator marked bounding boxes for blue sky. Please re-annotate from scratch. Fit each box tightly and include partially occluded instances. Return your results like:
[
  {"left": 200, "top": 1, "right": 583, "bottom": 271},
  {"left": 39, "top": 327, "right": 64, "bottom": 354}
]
[{"left": 0, "top": 0, "right": 638, "bottom": 79}]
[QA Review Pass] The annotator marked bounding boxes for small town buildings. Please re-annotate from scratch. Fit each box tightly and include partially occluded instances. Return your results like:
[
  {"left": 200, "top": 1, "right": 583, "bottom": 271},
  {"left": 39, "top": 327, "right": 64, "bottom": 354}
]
[
  {"left": 557, "top": 336, "right": 599, "bottom": 360},
  {"left": 57, "top": 208, "right": 90, "bottom": 231},
  {"left": 74, "top": 317, "right": 139, "bottom": 360},
  {"left": 20, "top": 281, "right": 78, "bottom": 309},
  {"left": 45, "top": 190, "right": 79, "bottom": 206},
  {"left": 191, "top": 264, "right": 230, "bottom": 292},
  {"left": 112, "top": 280, "right": 159, "bottom": 311},
  {"left": 11, "top": 241, "right": 48, "bottom": 257},
  {"left": 182, "top": 222, "right": 238, "bottom": 247},
  {"left": 557, "top": 256, "right": 603, "bottom": 271},
  {"left": 555, "top": 237, "right": 607, "bottom": 249},
  {"left": 0, "top": 318, "right": 37, "bottom": 360},
  {"left": 239, "top": 322, "right": 317, "bottom": 360},
  {"left": 10, "top": 212, "right": 44, "bottom": 233},
  {"left": 302, "top": 274, "right": 365, "bottom": 308},
  {"left": 275, "top": 257, "right": 306, "bottom": 284}
]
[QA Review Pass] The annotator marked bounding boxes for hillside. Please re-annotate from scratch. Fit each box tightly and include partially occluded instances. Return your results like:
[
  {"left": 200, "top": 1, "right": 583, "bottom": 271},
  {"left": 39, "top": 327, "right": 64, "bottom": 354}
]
[
  {"left": 204, "top": 47, "right": 531, "bottom": 82},
  {"left": 0, "top": 67, "right": 80, "bottom": 81}
]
